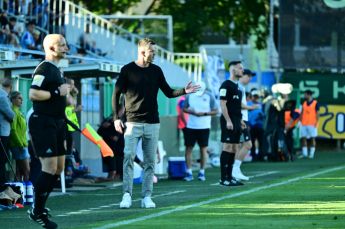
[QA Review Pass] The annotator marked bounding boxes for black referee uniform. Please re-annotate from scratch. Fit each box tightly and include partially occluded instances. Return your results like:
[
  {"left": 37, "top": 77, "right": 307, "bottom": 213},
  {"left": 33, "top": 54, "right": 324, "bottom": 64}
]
[
  {"left": 29, "top": 61, "right": 67, "bottom": 157},
  {"left": 219, "top": 79, "right": 243, "bottom": 185},
  {"left": 28, "top": 60, "right": 67, "bottom": 218},
  {"left": 220, "top": 79, "right": 243, "bottom": 143}
]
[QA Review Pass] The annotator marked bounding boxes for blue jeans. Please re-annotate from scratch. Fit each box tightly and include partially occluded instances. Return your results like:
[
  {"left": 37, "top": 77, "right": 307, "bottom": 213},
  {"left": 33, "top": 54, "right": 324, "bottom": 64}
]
[{"left": 123, "top": 122, "right": 160, "bottom": 197}]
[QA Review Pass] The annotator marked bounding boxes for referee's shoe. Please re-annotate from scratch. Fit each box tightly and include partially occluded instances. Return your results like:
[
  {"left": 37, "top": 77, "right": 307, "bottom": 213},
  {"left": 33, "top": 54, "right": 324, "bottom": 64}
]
[
  {"left": 219, "top": 178, "right": 244, "bottom": 186},
  {"left": 28, "top": 208, "right": 57, "bottom": 229}
]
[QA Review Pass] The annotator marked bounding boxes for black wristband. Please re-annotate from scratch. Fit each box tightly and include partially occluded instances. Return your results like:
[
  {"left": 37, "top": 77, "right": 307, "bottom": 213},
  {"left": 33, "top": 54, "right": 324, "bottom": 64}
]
[{"left": 49, "top": 88, "right": 60, "bottom": 99}]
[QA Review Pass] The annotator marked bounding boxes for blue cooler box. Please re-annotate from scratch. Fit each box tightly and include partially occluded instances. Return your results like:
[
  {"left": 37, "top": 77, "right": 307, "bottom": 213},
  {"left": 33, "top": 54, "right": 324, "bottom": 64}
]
[
  {"left": 133, "top": 162, "right": 143, "bottom": 184},
  {"left": 168, "top": 157, "right": 187, "bottom": 179}
]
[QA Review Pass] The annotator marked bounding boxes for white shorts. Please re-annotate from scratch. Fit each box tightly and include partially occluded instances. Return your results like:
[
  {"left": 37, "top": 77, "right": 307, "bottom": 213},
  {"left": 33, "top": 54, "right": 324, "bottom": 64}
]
[{"left": 300, "top": 125, "right": 318, "bottom": 139}]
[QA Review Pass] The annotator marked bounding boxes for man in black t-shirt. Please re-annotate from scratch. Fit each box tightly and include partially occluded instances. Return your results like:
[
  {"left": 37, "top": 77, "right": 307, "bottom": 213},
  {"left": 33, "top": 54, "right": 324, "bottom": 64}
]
[
  {"left": 219, "top": 61, "right": 245, "bottom": 186},
  {"left": 27, "top": 34, "right": 70, "bottom": 229},
  {"left": 113, "top": 38, "right": 199, "bottom": 209}
]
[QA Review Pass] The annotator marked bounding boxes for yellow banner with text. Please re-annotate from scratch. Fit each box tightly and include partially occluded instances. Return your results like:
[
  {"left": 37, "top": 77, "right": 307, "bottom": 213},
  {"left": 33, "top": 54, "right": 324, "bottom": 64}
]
[{"left": 318, "top": 105, "right": 345, "bottom": 139}]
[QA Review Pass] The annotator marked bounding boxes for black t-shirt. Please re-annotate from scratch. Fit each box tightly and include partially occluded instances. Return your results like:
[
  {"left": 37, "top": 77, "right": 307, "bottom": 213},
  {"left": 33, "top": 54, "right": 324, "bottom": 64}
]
[
  {"left": 219, "top": 79, "right": 242, "bottom": 119},
  {"left": 113, "top": 62, "right": 185, "bottom": 123},
  {"left": 30, "top": 61, "right": 66, "bottom": 118}
]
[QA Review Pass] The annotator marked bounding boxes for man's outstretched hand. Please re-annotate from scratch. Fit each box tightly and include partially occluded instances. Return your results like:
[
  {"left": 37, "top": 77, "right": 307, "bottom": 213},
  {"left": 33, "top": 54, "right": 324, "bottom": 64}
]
[{"left": 185, "top": 81, "right": 201, "bottom": 94}]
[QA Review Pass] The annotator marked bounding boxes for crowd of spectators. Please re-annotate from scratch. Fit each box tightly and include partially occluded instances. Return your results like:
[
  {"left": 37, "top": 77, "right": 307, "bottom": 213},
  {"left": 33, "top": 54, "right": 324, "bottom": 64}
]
[{"left": 1, "top": 4, "right": 107, "bottom": 60}]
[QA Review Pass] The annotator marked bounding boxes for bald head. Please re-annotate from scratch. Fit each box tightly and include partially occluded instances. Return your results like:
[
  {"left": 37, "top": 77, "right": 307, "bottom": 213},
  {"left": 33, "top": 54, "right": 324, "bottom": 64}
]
[
  {"left": 43, "top": 34, "right": 63, "bottom": 51},
  {"left": 42, "top": 34, "right": 68, "bottom": 61}
]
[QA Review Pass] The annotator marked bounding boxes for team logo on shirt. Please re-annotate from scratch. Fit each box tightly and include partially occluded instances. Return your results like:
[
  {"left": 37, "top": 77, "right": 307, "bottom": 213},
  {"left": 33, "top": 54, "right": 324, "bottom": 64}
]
[
  {"left": 32, "top": 74, "right": 45, "bottom": 87},
  {"left": 233, "top": 95, "right": 240, "bottom": 99},
  {"left": 219, "top": 89, "right": 226, "bottom": 96}
]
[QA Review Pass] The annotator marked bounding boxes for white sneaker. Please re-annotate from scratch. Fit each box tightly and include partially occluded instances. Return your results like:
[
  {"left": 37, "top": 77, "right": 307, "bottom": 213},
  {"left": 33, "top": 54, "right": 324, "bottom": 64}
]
[
  {"left": 232, "top": 167, "right": 249, "bottom": 181},
  {"left": 141, "top": 196, "right": 156, "bottom": 208},
  {"left": 120, "top": 193, "right": 132, "bottom": 209}
]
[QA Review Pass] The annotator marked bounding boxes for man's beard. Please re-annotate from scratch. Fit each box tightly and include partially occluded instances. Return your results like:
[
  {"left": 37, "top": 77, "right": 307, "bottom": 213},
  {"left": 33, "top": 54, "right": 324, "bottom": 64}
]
[
  {"left": 147, "top": 56, "right": 154, "bottom": 63},
  {"left": 235, "top": 74, "right": 242, "bottom": 80}
]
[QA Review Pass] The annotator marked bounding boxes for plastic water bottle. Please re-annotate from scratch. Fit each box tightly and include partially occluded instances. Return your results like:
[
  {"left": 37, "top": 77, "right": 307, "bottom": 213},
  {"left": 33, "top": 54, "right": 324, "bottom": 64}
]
[
  {"left": 25, "top": 181, "right": 34, "bottom": 206},
  {"left": 22, "top": 181, "right": 27, "bottom": 204}
]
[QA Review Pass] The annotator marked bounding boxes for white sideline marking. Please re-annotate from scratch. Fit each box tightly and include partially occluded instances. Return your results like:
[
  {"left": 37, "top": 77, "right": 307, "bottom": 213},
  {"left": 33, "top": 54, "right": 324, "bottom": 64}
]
[
  {"left": 96, "top": 165, "right": 345, "bottom": 229},
  {"left": 56, "top": 190, "right": 185, "bottom": 217},
  {"left": 210, "top": 171, "right": 278, "bottom": 186},
  {"left": 250, "top": 171, "right": 278, "bottom": 178}
]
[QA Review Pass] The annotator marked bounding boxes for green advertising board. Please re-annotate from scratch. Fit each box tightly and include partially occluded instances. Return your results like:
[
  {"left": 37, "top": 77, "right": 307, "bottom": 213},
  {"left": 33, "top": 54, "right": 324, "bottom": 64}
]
[{"left": 281, "top": 72, "right": 345, "bottom": 105}]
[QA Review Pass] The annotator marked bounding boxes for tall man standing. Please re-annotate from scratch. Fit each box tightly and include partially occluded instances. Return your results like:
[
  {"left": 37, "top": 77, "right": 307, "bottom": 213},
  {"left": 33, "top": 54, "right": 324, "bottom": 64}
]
[
  {"left": 219, "top": 61, "right": 245, "bottom": 186},
  {"left": 113, "top": 38, "right": 199, "bottom": 209},
  {"left": 28, "top": 34, "right": 70, "bottom": 229},
  {"left": 0, "top": 78, "right": 14, "bottom": 186},
  {"left": 300, "top": 90, "right": 319, "bottom": 159}
]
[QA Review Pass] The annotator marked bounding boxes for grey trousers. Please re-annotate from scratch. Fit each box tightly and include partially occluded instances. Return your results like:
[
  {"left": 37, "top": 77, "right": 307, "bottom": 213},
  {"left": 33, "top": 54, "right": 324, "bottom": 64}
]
[{"left": 122, "top": 122, "right": 160, "bottom": 197}]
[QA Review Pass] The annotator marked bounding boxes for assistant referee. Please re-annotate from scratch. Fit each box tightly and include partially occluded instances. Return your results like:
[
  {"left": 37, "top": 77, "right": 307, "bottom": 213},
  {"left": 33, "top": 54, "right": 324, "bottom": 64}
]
[{"left": 27, "top": 34, "right": 70, "bottom": 229}]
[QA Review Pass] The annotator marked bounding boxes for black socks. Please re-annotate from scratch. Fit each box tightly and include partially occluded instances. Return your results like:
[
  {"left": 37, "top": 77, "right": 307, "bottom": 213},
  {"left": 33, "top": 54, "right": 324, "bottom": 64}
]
[
  {"left": 34, "top": 171, "right": 56, "bottom": 214},
  {"left": 220, "top": 151, "right": 235, "bottom": 181},
  {"left": 227, "top": 153, "right": 235, "bottom": 181}
]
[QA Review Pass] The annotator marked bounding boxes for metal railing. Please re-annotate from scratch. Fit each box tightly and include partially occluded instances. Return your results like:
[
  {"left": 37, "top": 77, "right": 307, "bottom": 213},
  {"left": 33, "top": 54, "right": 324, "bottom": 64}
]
[{"left": 59, "top": 0, "right": 203, "bottom": 81}]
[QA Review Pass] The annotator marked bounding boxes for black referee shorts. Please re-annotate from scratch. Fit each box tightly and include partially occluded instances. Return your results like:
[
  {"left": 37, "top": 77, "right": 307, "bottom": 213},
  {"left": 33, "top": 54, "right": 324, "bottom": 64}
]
[
  {"left": 184, "top": 128, "right": 210, "bottom": 147},
  {"left": 220, "top": 116, "right": 242, "bottom": 144},
  {"left": 29, "top": 113, "right": 66, "bottom": 158}
]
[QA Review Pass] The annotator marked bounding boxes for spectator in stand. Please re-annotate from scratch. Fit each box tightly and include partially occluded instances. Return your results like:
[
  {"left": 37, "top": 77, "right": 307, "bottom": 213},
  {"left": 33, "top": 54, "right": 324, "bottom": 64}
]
[
  {"left": 0, "top": 78, "right": 15, "bottom": 186},
  {"left": 78, "top": 23, "right": 106, "bottom": 56},
  {"left": 9, "top": 91, "right": 30, "bottom": 182},
  {"left": 6, "top": 0, "right": 22, "bottom": 15},
  {"left": 78, "top": 23, "right": 95, "bottom": 52},
  {"left": 33, "top": 0, "right": 48, "bottom": 30},
  {"left": 74, "top": 48, "right": 91, "bottom": 64},
  {"left": 20, "top": 20, "right": 36, "bottom": 50},
  {"left": 8, "top": 16, "right": 22, "bottom": 47},
  {"left": 20, "top": 0, "right": 33, "bottom": 16},
  {"left": 0, "top": 9, "right": 10, "bottom": 44},
  {"left": 33, "top": 29, "right": 42, "bottom": 50}
]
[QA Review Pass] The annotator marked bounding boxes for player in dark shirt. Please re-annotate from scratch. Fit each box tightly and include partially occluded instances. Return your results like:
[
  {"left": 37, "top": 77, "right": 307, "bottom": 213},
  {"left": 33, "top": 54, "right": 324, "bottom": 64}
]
[
  {"left": 27, "top": 34, "right": 70, "bottom": 229},
  {"left": 113, "top": 38, "right": 199, "bottom": 209},
  {"left": 219, "top": 61, "right": 245, "bottom": 186}
]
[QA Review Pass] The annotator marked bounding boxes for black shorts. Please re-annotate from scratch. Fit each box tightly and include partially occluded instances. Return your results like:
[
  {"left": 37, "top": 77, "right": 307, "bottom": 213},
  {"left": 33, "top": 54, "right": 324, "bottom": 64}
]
[
  {"left": 240, "top": 121, "right": 251, "bottom": 143},
  {"left": 220, "top": 116, "right": 242, "bottom": 144},
  {"left": 184, "top": 128, "right": 210, "bottom": 147},
  {"left": 29, "top": 113, "right": 66, "bottom": 158}
]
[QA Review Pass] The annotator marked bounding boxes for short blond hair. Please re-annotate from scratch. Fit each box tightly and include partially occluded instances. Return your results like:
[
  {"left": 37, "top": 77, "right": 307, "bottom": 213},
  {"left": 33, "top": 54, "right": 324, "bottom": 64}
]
[{"left": 138, "top": 38, "right": 155, "bottom": 48}]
